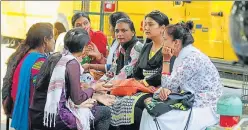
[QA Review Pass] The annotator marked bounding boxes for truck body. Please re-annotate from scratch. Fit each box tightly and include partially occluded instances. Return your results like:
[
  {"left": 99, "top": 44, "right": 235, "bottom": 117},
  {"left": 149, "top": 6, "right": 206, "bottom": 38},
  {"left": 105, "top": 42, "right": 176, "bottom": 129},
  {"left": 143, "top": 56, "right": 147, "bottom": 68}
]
[{"left": 1, "top": 1, "right": 247, "bottom": 89}]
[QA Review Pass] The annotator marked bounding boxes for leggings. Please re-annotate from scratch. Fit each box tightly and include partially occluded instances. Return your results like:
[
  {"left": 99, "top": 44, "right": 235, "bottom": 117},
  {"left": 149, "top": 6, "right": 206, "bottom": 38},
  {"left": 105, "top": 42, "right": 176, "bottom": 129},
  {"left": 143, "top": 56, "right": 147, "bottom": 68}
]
[
  {"left": 91, "top": 105, "right": 111, "bottom": 130},
  {"left": 109, "top": 94, "right": 152, "bottom": 130}
]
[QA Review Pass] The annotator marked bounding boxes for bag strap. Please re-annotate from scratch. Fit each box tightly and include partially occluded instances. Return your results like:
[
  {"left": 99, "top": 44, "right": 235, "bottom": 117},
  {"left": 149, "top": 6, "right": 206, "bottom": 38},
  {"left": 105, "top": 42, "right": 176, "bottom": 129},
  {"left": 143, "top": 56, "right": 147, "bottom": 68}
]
[
  {"left": 184, "top": 108, "right": 192, "bottom": 130},
  {"left": 153, "top": 108, "right": 192, "bottom": 130},
  {"left": 153, "top": 117, "right": 161, "bottom": 130}
]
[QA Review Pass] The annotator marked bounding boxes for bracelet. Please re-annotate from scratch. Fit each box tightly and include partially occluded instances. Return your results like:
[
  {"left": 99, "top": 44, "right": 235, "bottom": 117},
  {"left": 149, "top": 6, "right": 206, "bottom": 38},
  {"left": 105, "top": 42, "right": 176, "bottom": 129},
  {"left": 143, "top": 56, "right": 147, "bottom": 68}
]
[
  {"left": 162, "top": 72, "right": 171, "bottom": 75},
  {"left": 163, "top": 60, "right": 170, "bottom": 64},
  {"left": 96, "top": 64, "right": 99, "bottom": 70}
]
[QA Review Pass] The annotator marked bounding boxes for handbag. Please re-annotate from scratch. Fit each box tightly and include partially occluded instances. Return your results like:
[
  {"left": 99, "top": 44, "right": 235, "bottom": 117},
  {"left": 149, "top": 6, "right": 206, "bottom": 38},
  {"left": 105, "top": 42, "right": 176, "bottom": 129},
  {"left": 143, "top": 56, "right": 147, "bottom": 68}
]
[
  {"left": 144, "top": 91, "right": 195, "bottom": 130},
  {"left": 110, "top": 78, "right": 154, "bottom": 96}
]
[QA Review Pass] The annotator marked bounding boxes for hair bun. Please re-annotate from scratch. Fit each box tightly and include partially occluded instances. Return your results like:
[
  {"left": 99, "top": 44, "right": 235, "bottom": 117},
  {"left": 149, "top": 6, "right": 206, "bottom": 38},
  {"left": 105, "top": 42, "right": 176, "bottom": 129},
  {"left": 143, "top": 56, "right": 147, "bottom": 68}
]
[{"left": 186, "top": 20, "right": 194, "bottom": 30}]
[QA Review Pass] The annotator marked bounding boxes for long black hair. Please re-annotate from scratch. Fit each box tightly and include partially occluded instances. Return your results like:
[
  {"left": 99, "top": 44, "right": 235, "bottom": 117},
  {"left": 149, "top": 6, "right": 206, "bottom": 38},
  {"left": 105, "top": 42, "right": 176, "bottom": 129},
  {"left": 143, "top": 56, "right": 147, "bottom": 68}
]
[
  {"left": 2, "top": 22, "right": 53, "bottom": 100},
  {"left": 109, "top": 12, "right": 130, "bottom": 30}
]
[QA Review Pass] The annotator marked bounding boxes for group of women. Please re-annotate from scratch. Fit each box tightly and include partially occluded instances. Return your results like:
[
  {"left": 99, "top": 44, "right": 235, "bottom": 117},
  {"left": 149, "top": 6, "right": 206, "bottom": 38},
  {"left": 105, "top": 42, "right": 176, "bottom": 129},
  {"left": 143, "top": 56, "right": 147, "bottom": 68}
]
[{"left": 2, "top": 9, "right": 223, "bottom": 130}]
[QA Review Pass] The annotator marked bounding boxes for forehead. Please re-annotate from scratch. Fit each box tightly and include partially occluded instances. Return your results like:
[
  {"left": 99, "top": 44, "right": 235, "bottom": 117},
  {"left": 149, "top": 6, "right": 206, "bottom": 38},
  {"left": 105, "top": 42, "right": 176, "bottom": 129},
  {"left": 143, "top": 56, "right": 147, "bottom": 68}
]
[
  {"left": 115, "top": 22, "right": 129, "bottom": 29},
  {"left": 75, "top": 16, "right": 89, "bottom": 23},
  {"left": 145, "top": 17, "right": 157, "bottom": 24}
]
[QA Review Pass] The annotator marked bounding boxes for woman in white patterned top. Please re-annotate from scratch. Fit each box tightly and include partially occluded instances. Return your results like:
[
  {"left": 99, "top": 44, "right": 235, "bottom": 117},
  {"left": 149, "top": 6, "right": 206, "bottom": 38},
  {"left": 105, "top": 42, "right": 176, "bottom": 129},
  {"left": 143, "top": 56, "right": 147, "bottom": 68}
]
[{"left": 140, "top": 22, "right": 223, "bottom": 130}]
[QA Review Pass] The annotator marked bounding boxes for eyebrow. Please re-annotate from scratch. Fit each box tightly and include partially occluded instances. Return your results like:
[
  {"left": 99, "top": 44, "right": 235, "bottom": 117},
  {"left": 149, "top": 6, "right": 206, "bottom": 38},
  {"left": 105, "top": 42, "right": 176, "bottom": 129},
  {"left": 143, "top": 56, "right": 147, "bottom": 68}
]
[
  {"left": 145, "top": 21, "right": 154, "bottom": 24},
  {"left": 76, "top": 20, "right": 88, "bottom": 24},
  {"left": 115, "top": 28, "right": 129, "bottom": 30}
]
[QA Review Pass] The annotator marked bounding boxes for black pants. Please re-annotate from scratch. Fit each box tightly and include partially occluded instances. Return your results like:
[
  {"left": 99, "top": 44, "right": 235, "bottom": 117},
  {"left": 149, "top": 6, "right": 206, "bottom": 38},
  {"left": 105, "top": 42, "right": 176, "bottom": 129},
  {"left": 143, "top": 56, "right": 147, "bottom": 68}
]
[
  {"left": 30, "top": 113, "right": 74, "bottom": 130},
  {"left": 109, "top": 94, "right": 152, "bottom": 130}
]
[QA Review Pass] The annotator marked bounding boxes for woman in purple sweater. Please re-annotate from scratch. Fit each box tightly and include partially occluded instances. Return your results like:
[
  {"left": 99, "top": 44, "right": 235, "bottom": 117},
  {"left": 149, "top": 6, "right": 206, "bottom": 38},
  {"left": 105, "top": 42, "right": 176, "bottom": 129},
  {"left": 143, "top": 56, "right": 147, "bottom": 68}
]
[{"left": 30, "top": 28, "right": 111, "bottom": 130}]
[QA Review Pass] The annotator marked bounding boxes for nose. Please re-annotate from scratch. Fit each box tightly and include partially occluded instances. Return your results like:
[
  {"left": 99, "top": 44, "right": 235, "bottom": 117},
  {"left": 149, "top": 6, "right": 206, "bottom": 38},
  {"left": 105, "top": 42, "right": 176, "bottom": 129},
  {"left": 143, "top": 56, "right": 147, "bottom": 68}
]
[
  {"left": 81, "top": 24, "right": 86, "bottom": 29},
  {"left": 116, "top": 31, "right": 124, "bottom": 37},
  {"left": 144, "top": 25, "right": 149, "bottom": 31}
]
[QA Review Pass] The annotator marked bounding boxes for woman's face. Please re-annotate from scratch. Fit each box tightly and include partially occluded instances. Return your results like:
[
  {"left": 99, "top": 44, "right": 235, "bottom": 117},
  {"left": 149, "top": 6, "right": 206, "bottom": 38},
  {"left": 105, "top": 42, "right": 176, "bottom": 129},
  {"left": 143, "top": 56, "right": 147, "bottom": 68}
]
[
  {"left": 74, "top": 16, "right": 91, "bottom": 33},
  {"left": 144, "top": 17, "right": 165, "bottom": 40},
  {"left": 115, "top": 22, "right": 134, "bottom": 45},
  {"left": 163, "top": 30, "right": 182, "bottom": 56}
]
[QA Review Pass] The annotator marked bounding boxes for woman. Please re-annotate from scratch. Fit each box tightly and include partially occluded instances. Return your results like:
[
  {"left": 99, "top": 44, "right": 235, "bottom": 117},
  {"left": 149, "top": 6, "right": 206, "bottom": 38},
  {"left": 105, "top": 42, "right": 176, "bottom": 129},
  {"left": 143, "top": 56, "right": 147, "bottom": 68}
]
[
  {"left": 106, "top": 18, "right": 143, "bottom": 80},
  {"left": 30, "top": 28, "right": 112, "bottom": 130},
  {"left": 82, "top": 12, "right": 130, "bottom": 73},
  {"left": 1, "top": 23, "right": 55, "bottom": 130},
  {"left": 109, "top": 11, "right": 171, "bottom": 130},
  {"left": 55, "top": 12, "right": 107, "bottom": 64},
  {"left": 140, "top": 22, "right": 222, "bottom": 130},
  {"left": 133, "top": 10, "right": 171, "bottom": 87}
]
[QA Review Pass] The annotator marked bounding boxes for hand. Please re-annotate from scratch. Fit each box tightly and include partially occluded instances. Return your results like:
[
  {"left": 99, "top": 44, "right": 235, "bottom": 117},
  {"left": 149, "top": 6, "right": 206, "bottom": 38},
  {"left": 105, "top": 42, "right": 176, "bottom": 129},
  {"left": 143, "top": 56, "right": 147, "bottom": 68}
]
[
  {"left": 82, "top": 48, "right": 90, "bottom": 58},
  {"left": 103, "top": 82, "right": 113, "bottom": 88},
  {"left": 159, "top": 88, "right": 171, "bottom": 101},
  {"left": 88, "top": 52, "right": 102, "bottom": 61},
  {"left": 92, "top": 93, "right": 116, "bottom": 106},
  {"left": 75, "top": 98, "right": 96, "bottom": 108},
  {"left": 81, "top": 82, "right": 90, "bottom": 89},
  {"left": 88, "top": 43, "right": 102, "bottom": 61},
  {"left": 92, "top": 81, "right": 111, "bottom": 93},
  {"left": 82, "top": 44, "right": 94, "bottom": 58},
  {"left": 148, "top": 86, "right": 157, "bottom": 93},
  {"left": 83, "top": 26, "right": 91, "bottom": 34},
  {"left": 82, "top": 63, "right": 90, "bottom": 72},
  {"left": 162, "top": 46, "right": 174, "bottom": 61}
]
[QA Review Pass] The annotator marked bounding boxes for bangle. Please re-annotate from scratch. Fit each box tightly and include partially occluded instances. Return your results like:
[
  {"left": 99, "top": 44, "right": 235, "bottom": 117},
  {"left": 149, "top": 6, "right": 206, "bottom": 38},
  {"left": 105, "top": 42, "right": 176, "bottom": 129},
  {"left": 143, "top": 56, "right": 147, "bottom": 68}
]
[
  {"left": 96, "top": 64, "right": 99, "bottom": 70},
  {"left": 162, "top": 72, "right": 171, "bottom": 75},
  {"left": 163, "top": 60, "right": 170, "bottom": 64}
]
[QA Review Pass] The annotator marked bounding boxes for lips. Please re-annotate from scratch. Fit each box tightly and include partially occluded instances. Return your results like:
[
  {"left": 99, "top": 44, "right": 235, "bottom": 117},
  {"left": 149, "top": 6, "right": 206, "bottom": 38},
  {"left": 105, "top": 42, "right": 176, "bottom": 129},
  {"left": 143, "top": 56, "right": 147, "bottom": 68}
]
[
  {"left": 145, "top": 32, "right": 150, "bottom": 35},
  {"left": 117, "top": 38, "right": 125, "bottom": 41}
]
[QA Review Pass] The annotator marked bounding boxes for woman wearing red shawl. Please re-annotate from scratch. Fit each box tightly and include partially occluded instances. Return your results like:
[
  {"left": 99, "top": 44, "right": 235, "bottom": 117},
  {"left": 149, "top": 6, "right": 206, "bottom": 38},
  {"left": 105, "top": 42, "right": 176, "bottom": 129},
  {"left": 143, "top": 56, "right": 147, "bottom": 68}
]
[{"left": 55, "top": 12, "right": 107, "bottom": 65}]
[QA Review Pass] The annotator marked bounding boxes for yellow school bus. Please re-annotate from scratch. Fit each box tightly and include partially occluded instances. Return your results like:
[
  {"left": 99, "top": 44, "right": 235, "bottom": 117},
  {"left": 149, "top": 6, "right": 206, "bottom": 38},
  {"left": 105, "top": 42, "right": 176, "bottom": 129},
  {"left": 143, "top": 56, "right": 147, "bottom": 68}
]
[{"left": 1, "top": 1, "right": 247, "bottom": 88}]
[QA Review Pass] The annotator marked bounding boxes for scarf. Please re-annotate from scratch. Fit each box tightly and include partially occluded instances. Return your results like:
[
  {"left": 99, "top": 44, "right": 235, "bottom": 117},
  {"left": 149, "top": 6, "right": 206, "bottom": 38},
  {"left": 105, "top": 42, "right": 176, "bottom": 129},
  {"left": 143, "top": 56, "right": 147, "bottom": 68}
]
[
  {"left": 107, "top": 39, "right": 119, "bottom": 64},
  {"left": 11, "top": 52, "right": 45, "bottom": 130},
  {"left": 116, "top": 36, "right": 137, "bottom": 74},
  {"left": 137, "top": 42, "right": 163, "bottom": 70},
  {"left": 43, "top": 52, "right": 94, "bottom": 130}
]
